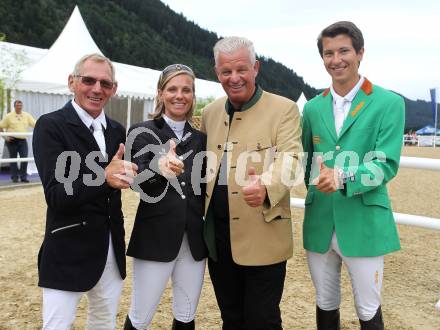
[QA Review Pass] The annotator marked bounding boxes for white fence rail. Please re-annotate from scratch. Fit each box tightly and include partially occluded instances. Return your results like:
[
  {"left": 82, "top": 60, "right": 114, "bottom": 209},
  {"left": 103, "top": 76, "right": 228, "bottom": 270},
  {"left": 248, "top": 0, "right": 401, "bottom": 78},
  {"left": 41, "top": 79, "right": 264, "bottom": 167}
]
[
  {"left": 0, "top": 132, "right": 33, "bottom": 137},
  {"left": 0, "top": 132, "right": 35, "bottom": 164},
  {"left": 0, "top": 157, "right": 34, "bottom": 164},
  {"left": 400, "top": 156, "right": 440, "bottom": 171},
  {"left": 290, "top": 198, "right": 440, "bottom": 231}
]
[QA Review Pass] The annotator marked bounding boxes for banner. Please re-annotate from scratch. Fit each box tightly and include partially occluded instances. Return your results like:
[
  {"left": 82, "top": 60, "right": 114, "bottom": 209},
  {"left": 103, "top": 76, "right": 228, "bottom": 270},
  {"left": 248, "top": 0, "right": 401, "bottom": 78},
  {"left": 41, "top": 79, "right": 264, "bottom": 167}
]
[{"left": 430, "top": 88, "right": 438, "bottom": 125}]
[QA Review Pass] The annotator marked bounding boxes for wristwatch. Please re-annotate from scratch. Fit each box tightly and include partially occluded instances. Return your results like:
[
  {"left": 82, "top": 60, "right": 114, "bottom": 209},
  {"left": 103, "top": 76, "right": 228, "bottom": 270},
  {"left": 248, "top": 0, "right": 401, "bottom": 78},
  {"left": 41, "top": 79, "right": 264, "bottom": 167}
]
[{"left": 337, "top": 168, "right": 355, "bottom": 189}]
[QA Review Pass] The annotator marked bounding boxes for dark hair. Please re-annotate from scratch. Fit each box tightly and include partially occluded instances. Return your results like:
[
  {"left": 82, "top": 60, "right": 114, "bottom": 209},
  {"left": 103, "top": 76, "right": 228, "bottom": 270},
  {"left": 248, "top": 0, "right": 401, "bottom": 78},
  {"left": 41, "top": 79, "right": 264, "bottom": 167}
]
[
  {"left": 14, "top": 100, "right": 22, "bottom": 106},
  {"left": 317, "top": 21, "right": 364, "bottom": 57}
]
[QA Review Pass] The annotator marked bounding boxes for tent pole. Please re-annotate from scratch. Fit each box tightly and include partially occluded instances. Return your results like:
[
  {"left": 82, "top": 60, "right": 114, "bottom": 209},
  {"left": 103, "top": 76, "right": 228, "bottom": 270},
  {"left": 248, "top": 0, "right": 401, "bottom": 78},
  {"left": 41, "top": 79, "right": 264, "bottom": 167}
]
[{"left": 126, "top": 97, "right": 132, "bottom": 134}]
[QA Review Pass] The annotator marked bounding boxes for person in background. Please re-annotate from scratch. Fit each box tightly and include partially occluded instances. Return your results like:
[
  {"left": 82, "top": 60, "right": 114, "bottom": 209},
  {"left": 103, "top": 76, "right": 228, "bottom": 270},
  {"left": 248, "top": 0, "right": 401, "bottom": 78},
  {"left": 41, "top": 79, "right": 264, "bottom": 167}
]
[
  {"left": 123, "top": 63, "right": 207, "bottom": 330},
  {"left": 33, "top": 53, "right": 137, "bottom": 330},
  {"left": 0, "top": 100, "right": 36, "bottom": 183},
  {"left": 301, "top": 21, "right": 405, "bottom": 329},
  {"left": 201, "top": 36, "right": 302, "bottom": 329}
]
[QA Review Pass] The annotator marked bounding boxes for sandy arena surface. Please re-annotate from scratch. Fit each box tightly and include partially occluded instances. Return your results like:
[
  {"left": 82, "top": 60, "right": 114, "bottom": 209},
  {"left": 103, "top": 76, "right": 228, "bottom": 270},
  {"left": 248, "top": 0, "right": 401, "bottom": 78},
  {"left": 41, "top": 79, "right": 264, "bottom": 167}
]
[{"left": 0, "top": 146, "right": 439, "bottom": 329}]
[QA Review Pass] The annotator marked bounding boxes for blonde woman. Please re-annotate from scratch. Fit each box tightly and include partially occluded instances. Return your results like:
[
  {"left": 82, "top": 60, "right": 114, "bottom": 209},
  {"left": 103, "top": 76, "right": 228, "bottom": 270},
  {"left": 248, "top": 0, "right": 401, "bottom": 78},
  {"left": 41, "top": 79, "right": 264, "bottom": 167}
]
[{"left": 124, "top": 64, "right": 207, "bottom": 330}]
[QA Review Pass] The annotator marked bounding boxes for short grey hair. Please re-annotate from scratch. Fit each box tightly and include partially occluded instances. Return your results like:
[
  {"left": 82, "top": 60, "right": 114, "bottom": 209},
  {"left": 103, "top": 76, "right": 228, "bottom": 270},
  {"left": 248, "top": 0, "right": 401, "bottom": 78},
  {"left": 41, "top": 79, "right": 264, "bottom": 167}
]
[
  {"left": 213, "top": 36, "right": 256, "bottom": 67},
  {"left": 72, "top": 53, "right": 116, "bottom": 82}
]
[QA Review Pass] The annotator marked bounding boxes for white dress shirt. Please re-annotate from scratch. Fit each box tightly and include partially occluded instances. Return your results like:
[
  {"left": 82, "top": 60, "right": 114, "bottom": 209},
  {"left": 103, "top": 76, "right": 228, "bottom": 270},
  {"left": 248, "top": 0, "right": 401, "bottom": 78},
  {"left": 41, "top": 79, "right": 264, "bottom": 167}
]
[
  {"left": 71, "top": 100, "right": 107, "bottom": 154},
  {"left": 163, "top": 114, "right": 186, "bottom": 140},
  {"left": 330, "top": 76, "right": 365, "bottom": 136}
]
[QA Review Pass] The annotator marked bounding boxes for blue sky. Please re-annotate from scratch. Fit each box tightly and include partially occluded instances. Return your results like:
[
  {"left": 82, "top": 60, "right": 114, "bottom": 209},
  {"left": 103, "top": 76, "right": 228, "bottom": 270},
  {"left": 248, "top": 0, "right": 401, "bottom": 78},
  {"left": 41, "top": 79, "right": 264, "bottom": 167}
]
[{"left": 161, "top": 0, "right": 440, "bottom": 101}]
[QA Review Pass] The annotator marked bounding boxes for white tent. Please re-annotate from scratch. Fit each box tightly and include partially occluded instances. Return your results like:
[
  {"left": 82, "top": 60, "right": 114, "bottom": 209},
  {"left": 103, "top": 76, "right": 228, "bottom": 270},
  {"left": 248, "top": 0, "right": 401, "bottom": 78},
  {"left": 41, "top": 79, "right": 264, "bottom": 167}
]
[
  {"left": 13, "top": 6, "right": 224, "bottom": 101},
  {"left": 16, "top": 6, "right": 104, "bottom": 95},
  {"left": 0, "top": 7, "right": 224, "bottom": 141},
  {"left": 296, "top": 92, "right": 307, "bottom": 115},
  {"left": 0, "top": 6, "right": 224, "bottom": 174}
]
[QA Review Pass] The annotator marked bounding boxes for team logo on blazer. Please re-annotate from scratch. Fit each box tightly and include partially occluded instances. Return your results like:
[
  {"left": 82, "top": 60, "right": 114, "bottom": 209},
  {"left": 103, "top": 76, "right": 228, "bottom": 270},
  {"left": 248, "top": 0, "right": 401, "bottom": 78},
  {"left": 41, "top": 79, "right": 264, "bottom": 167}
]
[{"left": 312, "top": 135, "right": 321, "bottom": 144}]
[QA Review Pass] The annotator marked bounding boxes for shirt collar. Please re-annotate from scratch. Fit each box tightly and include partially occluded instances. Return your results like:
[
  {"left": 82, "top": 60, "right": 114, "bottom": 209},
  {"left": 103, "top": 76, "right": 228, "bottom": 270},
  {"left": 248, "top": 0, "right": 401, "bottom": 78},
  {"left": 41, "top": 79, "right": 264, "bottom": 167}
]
[
  {"left": 225, "top": 84, "right": 263, "bottom": 114},
  {"left": 330, "top": 75, "right": 365, "bottom": 103},
  {"left": 163, "top": 114, "right": 186, "bottom": 131},
  {"left": 71, "top": 99, "right": 107, "bottom": 129}
]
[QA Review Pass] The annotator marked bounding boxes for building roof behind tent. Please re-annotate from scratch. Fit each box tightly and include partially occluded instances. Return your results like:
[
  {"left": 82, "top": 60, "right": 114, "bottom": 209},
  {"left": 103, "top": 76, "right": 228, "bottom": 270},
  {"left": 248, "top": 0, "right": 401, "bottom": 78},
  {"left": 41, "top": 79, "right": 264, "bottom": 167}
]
[
  {"left": 113, "top": 61, "right": 159, "bottom": 99},
  {"left": 194, "top": 77, "right": 225, "bottom": 100},
  {"left": 113, "top": 62, "right": 224, "bottom": 100},
  {"left": 0, "top": 41, "right": 48, "bottom": 67}
]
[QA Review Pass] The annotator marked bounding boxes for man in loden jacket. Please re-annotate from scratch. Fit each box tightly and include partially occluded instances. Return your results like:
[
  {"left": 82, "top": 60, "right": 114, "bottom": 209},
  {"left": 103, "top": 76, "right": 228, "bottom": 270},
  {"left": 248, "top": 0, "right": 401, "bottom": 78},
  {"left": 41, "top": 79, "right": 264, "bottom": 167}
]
[{"left": 201, "top": 36, "right": 302, "bottom": 329}]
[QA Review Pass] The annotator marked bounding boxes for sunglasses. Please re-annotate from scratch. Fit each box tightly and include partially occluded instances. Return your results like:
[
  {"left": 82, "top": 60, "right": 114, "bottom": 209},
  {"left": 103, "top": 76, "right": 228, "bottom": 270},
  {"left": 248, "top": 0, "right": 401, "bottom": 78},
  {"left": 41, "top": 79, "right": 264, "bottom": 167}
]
[{"left": 74, "top": 75, "right": 115, "bottom": 90}]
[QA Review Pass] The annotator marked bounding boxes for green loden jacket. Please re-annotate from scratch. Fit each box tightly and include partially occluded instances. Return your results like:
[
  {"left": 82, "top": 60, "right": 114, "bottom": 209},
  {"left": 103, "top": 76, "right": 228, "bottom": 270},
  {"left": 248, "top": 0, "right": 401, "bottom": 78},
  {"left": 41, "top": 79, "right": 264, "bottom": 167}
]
[{"left": 201, "top": 88, "right": 302, "bottom": 265}]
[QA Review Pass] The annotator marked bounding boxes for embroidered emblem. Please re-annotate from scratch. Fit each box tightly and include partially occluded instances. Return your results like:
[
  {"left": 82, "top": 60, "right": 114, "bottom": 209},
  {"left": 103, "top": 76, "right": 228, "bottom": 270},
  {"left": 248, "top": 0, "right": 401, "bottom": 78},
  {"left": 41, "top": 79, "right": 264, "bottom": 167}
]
[
  {"left": 351, "top": 101, "right": 365, "bottom": 117},
  {"left": 312, "top": 135, "right": 320, "bottom": 144}
]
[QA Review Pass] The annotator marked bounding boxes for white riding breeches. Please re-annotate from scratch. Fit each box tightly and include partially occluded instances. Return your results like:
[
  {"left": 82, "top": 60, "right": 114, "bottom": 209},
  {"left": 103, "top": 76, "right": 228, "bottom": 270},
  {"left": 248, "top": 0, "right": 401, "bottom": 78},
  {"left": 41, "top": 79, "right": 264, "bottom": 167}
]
[
  {"left": 42, "top": 237, "right": 124, "bottom": 330},
  {"left": 307, "top": 232, "right": 384, "bottom": 321},
  {"left": 128, "top": 234, "right": 206, "bottom": 329}
]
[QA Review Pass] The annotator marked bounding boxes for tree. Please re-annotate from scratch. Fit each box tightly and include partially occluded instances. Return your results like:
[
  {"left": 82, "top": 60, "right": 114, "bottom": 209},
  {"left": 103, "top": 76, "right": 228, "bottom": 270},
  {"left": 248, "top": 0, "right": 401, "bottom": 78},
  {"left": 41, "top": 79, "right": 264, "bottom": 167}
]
[
  {"left": 194, "top": 96, "right": 214, "bottom": 116},
  {"left": 0, "top": 34, "right": 29, "bottom": 117}
]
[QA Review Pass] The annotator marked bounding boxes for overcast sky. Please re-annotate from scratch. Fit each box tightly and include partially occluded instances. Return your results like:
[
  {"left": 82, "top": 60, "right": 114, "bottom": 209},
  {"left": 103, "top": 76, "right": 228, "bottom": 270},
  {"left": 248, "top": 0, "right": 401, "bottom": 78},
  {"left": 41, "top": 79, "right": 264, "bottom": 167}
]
[{"left": 161, "top": 0, "right": 440, "bottom": 101}]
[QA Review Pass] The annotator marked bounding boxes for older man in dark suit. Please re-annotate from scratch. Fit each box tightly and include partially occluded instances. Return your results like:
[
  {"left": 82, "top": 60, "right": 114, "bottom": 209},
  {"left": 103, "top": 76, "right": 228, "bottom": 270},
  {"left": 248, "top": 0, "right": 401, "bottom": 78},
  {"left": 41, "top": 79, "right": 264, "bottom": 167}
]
[{"left": 33, "top": 53, "right": 137, "bottom": 330}]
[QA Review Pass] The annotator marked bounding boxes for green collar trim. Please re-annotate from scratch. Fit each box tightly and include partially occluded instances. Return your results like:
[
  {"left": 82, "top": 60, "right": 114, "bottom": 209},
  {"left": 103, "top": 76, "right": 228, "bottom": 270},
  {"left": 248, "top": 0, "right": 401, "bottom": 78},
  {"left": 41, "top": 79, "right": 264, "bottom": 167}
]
[{"left": 224, "top": 85, "right": 263, "bottom": 113}]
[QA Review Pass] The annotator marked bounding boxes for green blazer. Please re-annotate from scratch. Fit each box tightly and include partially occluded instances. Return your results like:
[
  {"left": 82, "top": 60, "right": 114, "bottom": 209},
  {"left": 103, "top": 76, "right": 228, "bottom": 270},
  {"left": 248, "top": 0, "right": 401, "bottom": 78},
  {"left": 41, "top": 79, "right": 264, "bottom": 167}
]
[{"left": 301, "top": 78, "right": 405, "bottom": 257}]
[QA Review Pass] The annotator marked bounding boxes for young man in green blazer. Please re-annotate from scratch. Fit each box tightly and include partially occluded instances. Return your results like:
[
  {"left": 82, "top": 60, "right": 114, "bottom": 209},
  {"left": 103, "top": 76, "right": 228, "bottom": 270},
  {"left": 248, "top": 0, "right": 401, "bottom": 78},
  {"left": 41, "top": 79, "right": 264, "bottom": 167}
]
[{"left": 302, "top": 21, "right": 405, "bottom": 329}]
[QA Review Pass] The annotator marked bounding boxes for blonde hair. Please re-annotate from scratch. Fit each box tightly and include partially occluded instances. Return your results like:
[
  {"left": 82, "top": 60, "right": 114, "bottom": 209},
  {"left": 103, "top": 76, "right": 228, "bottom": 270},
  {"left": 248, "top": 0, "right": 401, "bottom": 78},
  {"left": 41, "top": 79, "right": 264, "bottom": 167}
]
[{"left": 152, "top": 64, "right": 196, "bottom": 121}]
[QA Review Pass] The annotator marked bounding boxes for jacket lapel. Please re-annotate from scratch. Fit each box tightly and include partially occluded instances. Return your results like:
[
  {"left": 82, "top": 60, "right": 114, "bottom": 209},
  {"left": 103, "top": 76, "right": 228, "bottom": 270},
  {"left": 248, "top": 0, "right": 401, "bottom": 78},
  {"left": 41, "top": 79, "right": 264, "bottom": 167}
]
[
  {"left": 319, "top": 88, "right": 338, "bottom": 142},
  {"left": 338, "top": 79, "right": 374, "bottom": 139},
  {"left": 178, "top": 122, "right": 194, "bottom": 148},
  {"left": 104, "top": 116, "right": 121, "bottom": 161},
  {"left": 154, "top": 117, "right": 178, "bottom": 142}
]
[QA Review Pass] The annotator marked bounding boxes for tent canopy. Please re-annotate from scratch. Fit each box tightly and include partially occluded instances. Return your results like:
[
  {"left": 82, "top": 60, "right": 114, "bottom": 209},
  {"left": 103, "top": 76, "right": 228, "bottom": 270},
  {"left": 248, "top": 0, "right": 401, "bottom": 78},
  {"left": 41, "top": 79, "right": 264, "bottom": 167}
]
[{"left": 416, "top": 125, "right": 440, "bottom": 135}]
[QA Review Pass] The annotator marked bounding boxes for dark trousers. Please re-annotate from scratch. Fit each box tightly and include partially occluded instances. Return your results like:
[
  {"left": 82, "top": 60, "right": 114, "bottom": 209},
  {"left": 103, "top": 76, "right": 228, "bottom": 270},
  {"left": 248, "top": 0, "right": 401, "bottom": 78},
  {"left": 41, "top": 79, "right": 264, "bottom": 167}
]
[
  {"left": 6, "top": 138, "right": 29, "bottom": 180},
  {"left": 208, "top": 218, "right": 286, "bottom": 330}
]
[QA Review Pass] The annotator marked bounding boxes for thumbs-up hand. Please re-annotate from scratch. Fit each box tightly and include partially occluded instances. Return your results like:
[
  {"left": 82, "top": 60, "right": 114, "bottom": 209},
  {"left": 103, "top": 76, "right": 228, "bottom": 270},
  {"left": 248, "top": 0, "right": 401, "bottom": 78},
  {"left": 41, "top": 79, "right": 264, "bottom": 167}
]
[
  {"left": 105, "top": 143, "right": 138, "bottom": 189},
  {"left": 158, "top": 139, "right": 184, "bottom": 178},
  {"left": 312, "top": 156, "right": 339, "bottom": 193},
  {"left": 113, "top": 143, "right": 125, "bottom": 160},
  {"left": 242, "top": 166, "right": 267, "bottom": 207}
]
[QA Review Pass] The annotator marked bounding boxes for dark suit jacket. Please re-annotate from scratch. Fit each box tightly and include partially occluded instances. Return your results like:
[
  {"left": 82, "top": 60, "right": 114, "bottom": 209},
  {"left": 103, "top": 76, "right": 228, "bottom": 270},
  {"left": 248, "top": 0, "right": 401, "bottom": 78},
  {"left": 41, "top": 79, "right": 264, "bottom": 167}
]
[
  {"left": 126, "top": 117, "right": 207, "bottom": 262},
  {"left": 32, "top": 101, "right": 126, "bottom": 292}
]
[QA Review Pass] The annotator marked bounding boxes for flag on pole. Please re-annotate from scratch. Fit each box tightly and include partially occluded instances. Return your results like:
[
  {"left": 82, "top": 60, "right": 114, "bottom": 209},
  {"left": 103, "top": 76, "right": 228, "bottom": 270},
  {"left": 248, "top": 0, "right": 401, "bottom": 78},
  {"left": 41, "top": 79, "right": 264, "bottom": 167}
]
[{"left": 430, "top": 88, "right": 438, "bottom": 124}]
